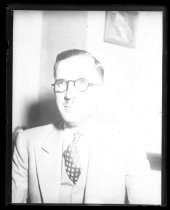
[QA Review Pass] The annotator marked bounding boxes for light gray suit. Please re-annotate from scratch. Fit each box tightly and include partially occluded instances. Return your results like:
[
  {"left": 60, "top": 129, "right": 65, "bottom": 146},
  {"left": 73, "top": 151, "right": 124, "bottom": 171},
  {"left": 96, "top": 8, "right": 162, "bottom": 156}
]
[{"left": 12, "top": 120, "right": 159, "bottom": 204}]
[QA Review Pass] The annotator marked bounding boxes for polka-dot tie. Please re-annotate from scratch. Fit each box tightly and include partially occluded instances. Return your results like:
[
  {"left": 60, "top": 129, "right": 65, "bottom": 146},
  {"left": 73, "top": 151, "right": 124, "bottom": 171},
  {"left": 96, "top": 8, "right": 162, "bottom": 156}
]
[{"left": 63, "top": 132, "right": 82, "bottom": 185}]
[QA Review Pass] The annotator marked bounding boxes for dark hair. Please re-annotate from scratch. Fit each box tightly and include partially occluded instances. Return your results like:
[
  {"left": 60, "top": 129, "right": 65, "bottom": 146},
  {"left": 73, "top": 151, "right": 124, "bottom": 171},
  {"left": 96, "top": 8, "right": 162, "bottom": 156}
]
[{"left": 53, "top": 49, "right": 104, "bottom": 82}]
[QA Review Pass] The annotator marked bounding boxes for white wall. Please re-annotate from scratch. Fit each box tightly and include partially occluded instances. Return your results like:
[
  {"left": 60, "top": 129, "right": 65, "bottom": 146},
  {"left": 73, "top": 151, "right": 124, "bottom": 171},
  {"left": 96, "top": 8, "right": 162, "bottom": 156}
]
[
  {"left": 13, "top": 11, "right": 43, "bottom": 130},
  {"left": 85, "top": 11, "right": 162, "bottom": 154}
]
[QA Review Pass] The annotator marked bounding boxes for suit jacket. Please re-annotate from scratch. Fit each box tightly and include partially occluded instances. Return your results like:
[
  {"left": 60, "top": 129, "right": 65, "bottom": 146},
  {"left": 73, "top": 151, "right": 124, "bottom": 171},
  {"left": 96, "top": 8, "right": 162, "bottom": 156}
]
[{"left": 12, "top": 120, "right": 159, "bottom": 204}]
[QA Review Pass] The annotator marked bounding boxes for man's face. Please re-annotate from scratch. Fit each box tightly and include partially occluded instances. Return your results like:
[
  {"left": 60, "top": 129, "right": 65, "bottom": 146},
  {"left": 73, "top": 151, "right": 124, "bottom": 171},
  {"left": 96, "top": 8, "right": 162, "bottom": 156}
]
[{"left": 54, "top": 55, "right": 102, "bottom": 127}]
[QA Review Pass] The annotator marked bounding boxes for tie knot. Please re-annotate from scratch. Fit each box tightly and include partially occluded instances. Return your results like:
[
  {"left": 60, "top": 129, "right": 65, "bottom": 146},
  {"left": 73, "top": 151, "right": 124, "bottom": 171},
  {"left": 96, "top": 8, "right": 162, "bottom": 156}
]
[{"left": 72, "top": 132, "right": 82, "bottom": 144}]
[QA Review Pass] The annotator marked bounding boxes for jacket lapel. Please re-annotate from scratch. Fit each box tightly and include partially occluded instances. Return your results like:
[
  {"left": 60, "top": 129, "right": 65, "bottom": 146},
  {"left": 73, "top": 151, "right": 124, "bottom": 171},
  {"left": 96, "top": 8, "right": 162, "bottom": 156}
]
[
  {"left": 35, "top": 123, "right": 63, "bottom": 203},
  {"left": 84, "top": 125, "right": 105, "bottom": 203},
  {"left": 84, "top": 124, "right": 126, "bottom": 204},
  {"left": 84, "top": 131, "right": 104, "bottom": 203}
]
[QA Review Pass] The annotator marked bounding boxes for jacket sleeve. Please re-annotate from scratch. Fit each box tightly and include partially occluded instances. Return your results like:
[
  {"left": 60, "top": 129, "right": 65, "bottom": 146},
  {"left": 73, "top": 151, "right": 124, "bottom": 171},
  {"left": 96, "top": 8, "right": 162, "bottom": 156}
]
[
  {"left": 125, "top": 140, "right": 161, "bottom": 205},
  {"left": 12, "top": 131, "right": 28, "bottom": 203}
]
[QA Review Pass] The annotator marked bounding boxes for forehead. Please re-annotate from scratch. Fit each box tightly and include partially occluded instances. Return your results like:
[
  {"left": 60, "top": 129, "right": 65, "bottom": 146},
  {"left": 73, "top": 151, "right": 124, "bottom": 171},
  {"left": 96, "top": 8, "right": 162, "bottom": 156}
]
[{"left": 56, "top": 55, "right": 100, "bottom": 81}]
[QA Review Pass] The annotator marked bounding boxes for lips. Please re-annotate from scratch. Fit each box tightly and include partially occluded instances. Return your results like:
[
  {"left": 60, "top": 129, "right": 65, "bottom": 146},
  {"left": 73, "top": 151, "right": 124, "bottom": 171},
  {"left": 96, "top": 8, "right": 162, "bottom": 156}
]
[
  {"left": 64, "top": 101, "right": 78, "bottom": 107},
  {"left": 64, "top": 104, "right": 78, "bottom": 109},
  {"left": 64, "top": 105, "right": 78, "bottom": 109}
]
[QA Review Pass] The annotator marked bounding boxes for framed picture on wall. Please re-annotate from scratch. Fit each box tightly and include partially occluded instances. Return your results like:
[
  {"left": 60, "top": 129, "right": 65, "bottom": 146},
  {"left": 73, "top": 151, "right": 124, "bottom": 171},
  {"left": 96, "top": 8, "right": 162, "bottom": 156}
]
[{"left": 104, "top": 11, "right": 139, "bottom": 48}]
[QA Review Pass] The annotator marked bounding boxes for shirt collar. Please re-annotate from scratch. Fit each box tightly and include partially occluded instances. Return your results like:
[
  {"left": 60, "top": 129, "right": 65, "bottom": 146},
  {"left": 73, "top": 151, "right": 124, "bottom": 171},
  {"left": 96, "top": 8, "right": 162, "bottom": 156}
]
[
  {"left": 62, "top": 116, "right": 99, "bottom": 147},
  {"left": 63, "top": 116, "right": 98, "bottom": 135}
]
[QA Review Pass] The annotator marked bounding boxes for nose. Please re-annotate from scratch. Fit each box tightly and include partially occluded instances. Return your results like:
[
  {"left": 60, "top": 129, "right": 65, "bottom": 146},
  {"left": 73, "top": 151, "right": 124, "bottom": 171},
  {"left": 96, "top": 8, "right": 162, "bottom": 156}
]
[{"left": 64, "top": 81, "right": 77, "bottom": 100}]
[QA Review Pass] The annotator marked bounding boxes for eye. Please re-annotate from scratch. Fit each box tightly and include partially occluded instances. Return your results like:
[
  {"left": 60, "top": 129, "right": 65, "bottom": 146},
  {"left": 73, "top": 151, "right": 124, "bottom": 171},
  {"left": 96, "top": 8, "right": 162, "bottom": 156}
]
[
  {"left": 55, "top": 79, "right": 67, "bottom": 92},
  {"left": 56, "top": 79, "right": 66, "bottom": 87},
  {"left": 75, "top": 78, "right": 88, "bottom": 91}
]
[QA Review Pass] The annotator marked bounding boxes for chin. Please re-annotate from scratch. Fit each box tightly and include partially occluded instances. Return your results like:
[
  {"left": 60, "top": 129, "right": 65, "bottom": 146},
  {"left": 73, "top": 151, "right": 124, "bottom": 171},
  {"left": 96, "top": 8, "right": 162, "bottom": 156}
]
[
  {"left": 63, "top": 115, "right": 82, "bottom": 124},
  {"left": 59, "top": 107, "right": 96, "bottom": 127},
  {"left": 62, "top": 114, "right": 92, "bottom": 128},
  {"left": 62, "top": 119, "right": 81, "bottom": 128}
]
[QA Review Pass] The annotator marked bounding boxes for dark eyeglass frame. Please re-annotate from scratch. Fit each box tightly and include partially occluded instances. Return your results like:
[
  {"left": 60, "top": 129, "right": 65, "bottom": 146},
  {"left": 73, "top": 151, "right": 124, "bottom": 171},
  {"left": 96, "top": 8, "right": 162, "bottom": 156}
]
[{"left": 51, "top": 78, "right": 101, "bottom": 93}]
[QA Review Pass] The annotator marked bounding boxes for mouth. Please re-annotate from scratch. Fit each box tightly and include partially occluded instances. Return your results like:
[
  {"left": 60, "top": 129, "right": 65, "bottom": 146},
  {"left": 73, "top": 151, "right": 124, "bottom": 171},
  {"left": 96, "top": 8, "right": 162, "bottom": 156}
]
[{"left": 64, "top": 105, "right": 78, "bottom": 109}]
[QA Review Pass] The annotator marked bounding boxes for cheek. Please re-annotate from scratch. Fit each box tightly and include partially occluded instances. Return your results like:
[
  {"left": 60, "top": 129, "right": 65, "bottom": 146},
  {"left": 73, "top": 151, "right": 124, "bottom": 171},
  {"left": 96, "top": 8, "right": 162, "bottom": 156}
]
[
  {"left": 80, "top": 91, "right": 99, "bottom": 109},
  {"left": 55, "top": 94, "right": 64, "bottom": 107}
]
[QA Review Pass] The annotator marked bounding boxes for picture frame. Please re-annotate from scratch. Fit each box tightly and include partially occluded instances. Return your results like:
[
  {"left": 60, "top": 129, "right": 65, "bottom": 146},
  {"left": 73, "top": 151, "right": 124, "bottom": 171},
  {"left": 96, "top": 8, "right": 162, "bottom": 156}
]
[{"left": 104, "top": 11, "right": 139, "bottom": 48}]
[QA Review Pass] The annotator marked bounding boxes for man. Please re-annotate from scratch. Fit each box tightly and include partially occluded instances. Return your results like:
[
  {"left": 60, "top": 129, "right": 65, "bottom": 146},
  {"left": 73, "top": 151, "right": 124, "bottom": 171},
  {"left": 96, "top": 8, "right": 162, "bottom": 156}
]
[{"left": 12, "top": 49, "right": 159, "bottom": 204}]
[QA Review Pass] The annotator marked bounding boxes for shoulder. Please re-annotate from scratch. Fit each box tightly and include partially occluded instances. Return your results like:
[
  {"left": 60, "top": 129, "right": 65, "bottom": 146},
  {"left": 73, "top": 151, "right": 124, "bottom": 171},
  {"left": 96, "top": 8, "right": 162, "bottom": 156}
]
[
  {"left": 94, "top": 119, "right": 122, "bottom": 141},
  {"left": 95, "top": 119, "right": 145, "bottom": 152},
  {"left": 20, "top": 124, "right": 54, "bottom": 138},
  {"left": 15, "top": 121, "right": 63, "bottom": 149},
  {"left": 91, "top": 119, "right": 123, "bottom": 148}
]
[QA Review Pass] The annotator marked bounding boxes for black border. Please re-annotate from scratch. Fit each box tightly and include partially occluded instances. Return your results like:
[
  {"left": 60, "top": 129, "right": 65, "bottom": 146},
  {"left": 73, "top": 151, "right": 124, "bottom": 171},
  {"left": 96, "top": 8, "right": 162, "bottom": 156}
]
[
  {"left": 6, "top": 4, "right": 167, "bottom": 11},
  {"left": 161, "top": 7, "right": 168, "bottom": 207},
  {"left": 5, "top": 4, "right": 167, "bottom": 207},
  {"left": 6, "top": 8, "right": 13, "bottom": 206}
]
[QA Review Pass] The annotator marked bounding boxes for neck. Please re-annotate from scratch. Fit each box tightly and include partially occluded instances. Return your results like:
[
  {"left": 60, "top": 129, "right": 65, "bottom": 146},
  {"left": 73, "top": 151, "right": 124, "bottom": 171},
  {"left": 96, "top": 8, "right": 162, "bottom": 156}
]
[{"left": 63, "top": 115, "right": 96, "bottom": 131}]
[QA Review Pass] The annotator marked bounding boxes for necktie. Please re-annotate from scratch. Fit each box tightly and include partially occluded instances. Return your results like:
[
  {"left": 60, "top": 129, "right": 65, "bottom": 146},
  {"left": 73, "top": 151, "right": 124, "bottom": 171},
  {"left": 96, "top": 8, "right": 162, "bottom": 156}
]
[{"left": 63, "top": 132, "right": 82, "bottom": 185}]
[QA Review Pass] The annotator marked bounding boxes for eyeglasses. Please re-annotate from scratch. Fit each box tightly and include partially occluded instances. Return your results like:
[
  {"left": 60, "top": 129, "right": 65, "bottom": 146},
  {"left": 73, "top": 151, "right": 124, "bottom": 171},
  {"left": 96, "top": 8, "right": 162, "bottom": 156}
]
[{"left": 51, "top": 78, "right": 101, "bottom": 93}]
